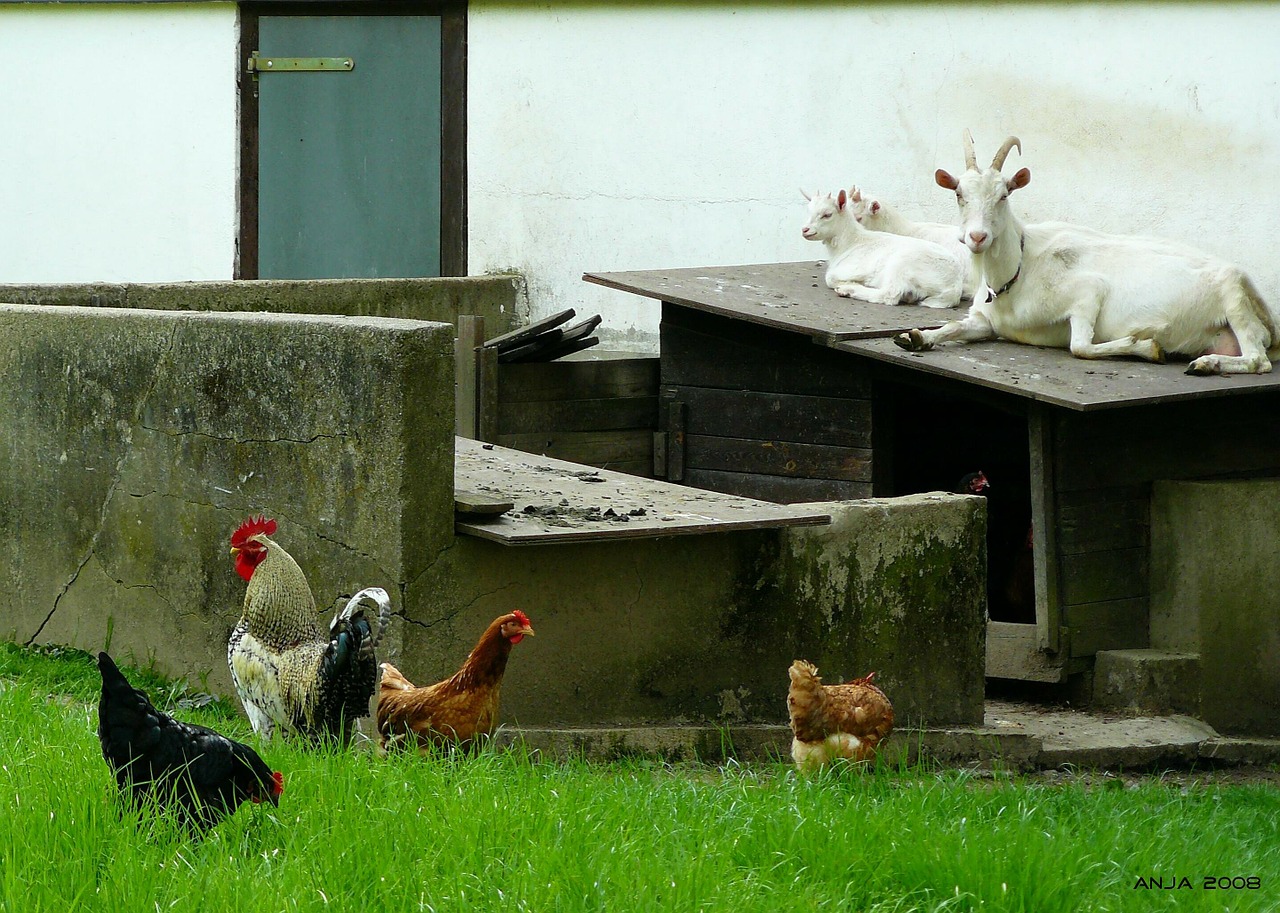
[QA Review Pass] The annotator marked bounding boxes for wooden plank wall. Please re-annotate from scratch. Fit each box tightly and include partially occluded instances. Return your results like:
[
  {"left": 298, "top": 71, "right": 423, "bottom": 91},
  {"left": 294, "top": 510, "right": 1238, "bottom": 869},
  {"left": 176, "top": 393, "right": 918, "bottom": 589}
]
[
  {"left": 1052, "top": 395, "right": 1280, "bottom": 661},
  {"left": 659, "top": 306, "right": 874, "bottom": 503},
  {"left": 494, "top": 355, "right": 660, "bottom": 477}
]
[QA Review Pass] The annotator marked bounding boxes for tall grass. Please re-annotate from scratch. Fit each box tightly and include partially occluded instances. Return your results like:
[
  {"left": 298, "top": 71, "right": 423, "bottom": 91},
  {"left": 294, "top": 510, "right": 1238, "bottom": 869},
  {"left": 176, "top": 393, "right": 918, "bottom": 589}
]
[{"left": 1, "top": 642, "right": 1276, "bottom": 913}]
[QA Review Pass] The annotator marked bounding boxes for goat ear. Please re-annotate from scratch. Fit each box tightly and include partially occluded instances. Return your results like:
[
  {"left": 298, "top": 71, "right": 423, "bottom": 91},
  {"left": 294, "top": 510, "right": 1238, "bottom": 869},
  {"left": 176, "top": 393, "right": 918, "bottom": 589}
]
[
  {"left": 837, "top": 189, "right": 847, "bottom": 209},
  {"left": 850, "top": 187, "right": 862, "bottom": 203},
  {"left": 1008, "top": 168, "right": 1031, "bottom": 192},
  {"left": 870, "top": 200, "right": 881, "bottom": 215},
  {"left": 935, "top": 169, "right": 959, "bottom": 191}
]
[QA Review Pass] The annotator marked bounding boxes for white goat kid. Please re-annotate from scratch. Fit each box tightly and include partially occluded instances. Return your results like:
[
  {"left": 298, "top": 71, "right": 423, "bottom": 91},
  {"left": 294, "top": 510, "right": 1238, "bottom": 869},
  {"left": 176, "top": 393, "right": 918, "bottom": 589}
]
[
  {"left": 894, "top": 132, "right": 1278, "bottom": 375},
  {"left": 850, "top": 188, "right": 984, "bottom": 302},
  {"left": 801, "top": 189, "right": 964, "bottom": 309}
]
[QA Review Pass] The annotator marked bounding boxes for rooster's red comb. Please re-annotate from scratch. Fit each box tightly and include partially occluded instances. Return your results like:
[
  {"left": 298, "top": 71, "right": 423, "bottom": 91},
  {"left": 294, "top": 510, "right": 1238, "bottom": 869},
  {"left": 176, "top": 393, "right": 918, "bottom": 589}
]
[
  {"left": 231, "top": 514, "right": 277, "bottom": 549},
  {"left": 512, "top": 610, "right": 532, "bottom": 627}
]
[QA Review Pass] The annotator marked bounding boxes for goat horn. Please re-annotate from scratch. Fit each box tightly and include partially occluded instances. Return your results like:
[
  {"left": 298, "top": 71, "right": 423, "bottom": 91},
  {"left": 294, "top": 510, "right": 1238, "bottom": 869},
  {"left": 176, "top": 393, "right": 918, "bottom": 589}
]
[
  {"left": 963, "top": 129, "right": 978, "bottom": 171},
  {"left": 991, "top": 136, "right": 1022, "bottom": 171}
]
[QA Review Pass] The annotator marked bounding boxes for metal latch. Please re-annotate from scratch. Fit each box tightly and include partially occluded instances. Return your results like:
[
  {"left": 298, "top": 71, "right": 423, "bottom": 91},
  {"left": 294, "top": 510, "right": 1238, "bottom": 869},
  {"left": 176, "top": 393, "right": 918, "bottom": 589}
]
[{"left": 247, "top": 51, "right": 354, "bottom": 74}]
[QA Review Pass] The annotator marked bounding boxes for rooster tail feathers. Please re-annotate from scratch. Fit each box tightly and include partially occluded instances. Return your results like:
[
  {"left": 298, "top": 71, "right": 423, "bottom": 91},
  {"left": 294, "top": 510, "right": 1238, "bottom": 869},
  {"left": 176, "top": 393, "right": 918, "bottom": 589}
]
[{"left": 332, "top": 587, "right": 393, "bottom": 649}]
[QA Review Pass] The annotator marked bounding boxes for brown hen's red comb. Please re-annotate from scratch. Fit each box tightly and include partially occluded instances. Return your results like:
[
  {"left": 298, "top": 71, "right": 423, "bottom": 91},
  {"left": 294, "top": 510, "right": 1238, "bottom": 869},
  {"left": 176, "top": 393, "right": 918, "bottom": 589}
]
[
  {"left": 231, "top": 514, "right": 277, "bottom": 548},
  {"left": 512, "top": 610, "right": 532, "bottom": 627}
]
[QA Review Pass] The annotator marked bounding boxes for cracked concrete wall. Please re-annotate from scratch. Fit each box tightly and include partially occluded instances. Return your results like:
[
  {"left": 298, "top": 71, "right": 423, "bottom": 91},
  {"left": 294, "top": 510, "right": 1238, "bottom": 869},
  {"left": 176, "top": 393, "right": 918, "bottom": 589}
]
[
  {"left": 400, "top": 493, "right": 985, "bottom": 729},
  {"left": 1151, "top": 480, "right": 1280, "bottom": 736},
  {"left": 1, "top": 304, "right": 455, "bottom": 694},
  {"left": 0, "top": 275, "right": 526, "bottom": 334}
]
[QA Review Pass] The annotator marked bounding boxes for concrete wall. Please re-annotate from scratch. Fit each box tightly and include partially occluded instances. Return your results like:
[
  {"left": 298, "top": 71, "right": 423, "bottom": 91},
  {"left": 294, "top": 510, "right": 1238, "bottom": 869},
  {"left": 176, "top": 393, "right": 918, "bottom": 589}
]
[
  {"left": 467, "top": 2, "right": 1280, "bottom": 350},
  {"left": 0, "top": 304, "right": 456, "bottom": 695},
  {"left": 0, "top": 276, "right": 527, "bottom": 334},
  {"left": 400, "top": 494, "right": 986, "bottom": 728},
  {"left": 1150, "top": 480, "right": 1280, "bottom": 736},
  {"left": 0, "top": 3, "right": 238, "bottom": 282}
]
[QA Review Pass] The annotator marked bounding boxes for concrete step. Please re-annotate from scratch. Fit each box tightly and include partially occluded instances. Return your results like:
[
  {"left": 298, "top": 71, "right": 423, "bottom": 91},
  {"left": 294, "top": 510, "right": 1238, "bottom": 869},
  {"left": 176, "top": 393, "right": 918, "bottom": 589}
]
[{"left": 1092, "top": 649, "right": 1200, "bottom": 716}]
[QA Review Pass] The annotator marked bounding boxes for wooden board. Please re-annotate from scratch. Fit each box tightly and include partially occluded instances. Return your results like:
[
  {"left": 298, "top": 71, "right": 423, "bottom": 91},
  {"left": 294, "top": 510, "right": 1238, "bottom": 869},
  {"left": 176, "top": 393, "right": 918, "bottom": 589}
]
[
  {"left": 660, "top": 385, "right": 872, "bottom": 449},
  {"left": 587, "top": 262, "right": 955, "bottom": 343},
  {"left": 834, "top": 336, "right": 1280, "bottom": 412},
  {"left": 454, "top": 437, "right": 830, "bottom": 545}
]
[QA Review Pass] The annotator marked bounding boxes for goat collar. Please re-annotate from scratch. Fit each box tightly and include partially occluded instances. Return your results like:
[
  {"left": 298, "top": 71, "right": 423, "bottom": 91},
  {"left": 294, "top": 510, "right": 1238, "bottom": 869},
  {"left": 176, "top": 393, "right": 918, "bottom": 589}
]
[{"left": 985, "top": 235, "right": 1025, "bottom": 302}]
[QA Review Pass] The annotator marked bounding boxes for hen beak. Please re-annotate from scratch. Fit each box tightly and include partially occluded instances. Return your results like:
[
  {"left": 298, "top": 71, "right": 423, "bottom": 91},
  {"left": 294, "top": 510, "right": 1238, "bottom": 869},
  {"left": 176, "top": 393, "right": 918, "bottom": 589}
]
[
  {"left": 520, "top": 624, "right": 535, "bottom": 637},
  {"left": 230, "top": 545, "right": 242, "bottom": 557}
]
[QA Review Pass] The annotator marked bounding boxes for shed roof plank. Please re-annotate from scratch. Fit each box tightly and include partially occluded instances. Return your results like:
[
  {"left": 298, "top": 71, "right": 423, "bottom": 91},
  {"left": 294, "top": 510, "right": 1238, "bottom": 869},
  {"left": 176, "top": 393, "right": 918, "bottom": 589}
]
[{"left": 454, "top": 437, "right": 830, "bottom": 545}]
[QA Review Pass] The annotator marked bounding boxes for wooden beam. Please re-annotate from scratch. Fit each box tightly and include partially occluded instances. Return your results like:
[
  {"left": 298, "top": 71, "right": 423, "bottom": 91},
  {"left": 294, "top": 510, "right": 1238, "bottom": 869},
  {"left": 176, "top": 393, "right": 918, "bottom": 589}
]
[
  {"left": 455, "top": 315, "right": 483, "bottom": 439},
  {"left": 1028, "top": 404, "right": 1062, "bottom": 653}
]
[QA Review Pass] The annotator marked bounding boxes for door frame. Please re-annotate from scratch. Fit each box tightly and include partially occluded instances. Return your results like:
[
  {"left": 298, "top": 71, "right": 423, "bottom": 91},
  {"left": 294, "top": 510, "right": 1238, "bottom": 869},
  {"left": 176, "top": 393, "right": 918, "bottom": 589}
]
[{"left": 237, "top": 0, "right": 467, "bottom": 278}]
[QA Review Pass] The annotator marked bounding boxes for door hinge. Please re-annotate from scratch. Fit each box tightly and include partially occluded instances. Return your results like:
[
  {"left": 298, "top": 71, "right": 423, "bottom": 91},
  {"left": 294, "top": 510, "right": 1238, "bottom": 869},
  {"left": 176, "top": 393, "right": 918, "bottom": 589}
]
[{"left": 247, "top": 51, "right": 355, "bottom": 75}]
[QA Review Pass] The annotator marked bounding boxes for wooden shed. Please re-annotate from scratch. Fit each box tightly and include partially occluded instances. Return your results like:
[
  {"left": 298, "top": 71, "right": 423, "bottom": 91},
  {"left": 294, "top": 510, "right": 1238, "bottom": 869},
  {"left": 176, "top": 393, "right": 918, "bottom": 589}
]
[{"left": 585, "top": 261, "right": 1280, "bottom": 683}]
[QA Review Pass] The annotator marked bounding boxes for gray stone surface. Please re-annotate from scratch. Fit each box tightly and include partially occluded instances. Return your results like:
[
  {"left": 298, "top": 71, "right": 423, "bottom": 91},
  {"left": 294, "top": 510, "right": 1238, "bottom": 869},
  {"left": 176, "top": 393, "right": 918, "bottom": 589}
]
[
  {"left": 0, "top": 304, "right": 455, "bottom": 694},
  {"left": 0, "top": 275, "right": 526, "bottom": 333},
  {"left": 1093, "top": 649, "right": 1201, "bottom": 716},
  {"left": 1150, "top": 479, "right": 1280, "bottom": 736}
]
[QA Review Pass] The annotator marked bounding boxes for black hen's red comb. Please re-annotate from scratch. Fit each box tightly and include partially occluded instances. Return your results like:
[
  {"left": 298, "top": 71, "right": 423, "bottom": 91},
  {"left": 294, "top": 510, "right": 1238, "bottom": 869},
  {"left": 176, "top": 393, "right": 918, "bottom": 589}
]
[{"left": 231, "top": 515, "right": 277, "bottom": 549}]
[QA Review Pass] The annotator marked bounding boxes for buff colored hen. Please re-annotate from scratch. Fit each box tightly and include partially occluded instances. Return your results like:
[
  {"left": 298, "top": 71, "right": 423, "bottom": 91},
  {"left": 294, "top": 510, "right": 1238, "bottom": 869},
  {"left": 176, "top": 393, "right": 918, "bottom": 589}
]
[{"left": 787, "top": 660, "right": 894, "bottom": 771}]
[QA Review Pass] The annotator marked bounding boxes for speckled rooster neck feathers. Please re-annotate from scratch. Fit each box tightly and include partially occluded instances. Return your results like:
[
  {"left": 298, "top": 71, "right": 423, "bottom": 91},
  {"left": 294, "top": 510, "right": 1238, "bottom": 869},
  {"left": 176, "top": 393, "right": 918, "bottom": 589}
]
[{"left": 235, "top": 524, "right": 322, "bottom": 648}]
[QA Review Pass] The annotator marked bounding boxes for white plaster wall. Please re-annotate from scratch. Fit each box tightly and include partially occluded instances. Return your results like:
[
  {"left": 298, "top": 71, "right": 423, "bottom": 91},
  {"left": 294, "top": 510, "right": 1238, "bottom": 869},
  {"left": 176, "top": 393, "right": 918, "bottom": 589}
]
[
  {"left": 0, "top": 4, "right": 238, "bottom": 283},
  {"left": 468, "top": 3, "right": 1280, "bottom": 351}
]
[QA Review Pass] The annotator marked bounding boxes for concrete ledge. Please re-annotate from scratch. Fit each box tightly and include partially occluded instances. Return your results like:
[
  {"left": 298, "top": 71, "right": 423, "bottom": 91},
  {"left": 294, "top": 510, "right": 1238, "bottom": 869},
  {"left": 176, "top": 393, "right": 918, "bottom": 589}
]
[
  {"left": 0, "top": 275, "right": 525, "bottom": 333},
  {"left": 1093, "top": 649, "right": 1201, "bottom": 716},
  {"left": 1199, "top": 737, "right": 1280, "bottom": 766},
  {"left": 494, "top": 724, "right": 1041, "bottom": 771}
]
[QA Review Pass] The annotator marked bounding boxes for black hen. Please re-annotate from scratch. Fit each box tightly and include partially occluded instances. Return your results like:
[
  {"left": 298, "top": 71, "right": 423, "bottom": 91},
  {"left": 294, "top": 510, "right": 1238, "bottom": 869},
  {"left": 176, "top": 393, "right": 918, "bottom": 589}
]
[{"left": 97, "top": 652, "right": 283, "bottom": 829}]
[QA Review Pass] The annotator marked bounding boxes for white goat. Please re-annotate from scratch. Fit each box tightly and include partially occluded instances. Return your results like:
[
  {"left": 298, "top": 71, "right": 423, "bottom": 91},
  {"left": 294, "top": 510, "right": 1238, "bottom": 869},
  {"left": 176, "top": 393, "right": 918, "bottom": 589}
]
[
  {"left": 895, "top": 131, "right": 1279, "bottom": 375},
  {"left": 849, "top": 188, "right": 984, "bottom": 301},
  {"left": 801, "top": 188, "right": 964, "bottom": 309}
]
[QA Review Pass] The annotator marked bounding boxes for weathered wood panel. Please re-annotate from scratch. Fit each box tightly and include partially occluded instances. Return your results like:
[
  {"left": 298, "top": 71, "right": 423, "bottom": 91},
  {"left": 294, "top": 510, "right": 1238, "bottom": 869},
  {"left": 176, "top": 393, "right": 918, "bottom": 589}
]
[
  {"left": 660, "top": 385, "right": 872, "bottom": 449},
  {"left": 661, "top": 307, "right": 871, "bottom": 398},
  {"left": 453, "top": 438, "right": 830, "bottom": 545},
  {"left": 1067, "top": 598, "right": 1150, "bottom": 658},
  {"left": 1060, "top": 547, "right": 1149, "bottom": 606},
  {"left": 683, "top": 469, "right": 872, "bottom": 504},
  {"left": 496, "top": 396, "right": 657, "bottom": 435},
  {"left": 1054, "top": 402, "right": 1280, "bottom": 491},
  {"left": 985, "top": 621, "right": 1067, "bottom": 683},
  {"left": 495, "top": 430, "right": 653, "bottom": 472},
  {"left": 1058, "top": 497, "right": 1150, "bottom": 556},
  {"left": 499, "top": 357, "right": 659, "bottom": 403},
  {"left": 834, "top": 335, "right": 1280, "bottom": 411},
  {"left": 684, "top": 434, "right": 873, "bottom": 482}
]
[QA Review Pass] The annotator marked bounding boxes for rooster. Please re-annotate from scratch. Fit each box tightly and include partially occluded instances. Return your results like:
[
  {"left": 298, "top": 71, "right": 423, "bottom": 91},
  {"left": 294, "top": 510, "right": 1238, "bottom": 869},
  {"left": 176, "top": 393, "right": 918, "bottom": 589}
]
[
  {"left": 97, "top": 652, "right": 283, "bottom": 829},
  {"left": 787, "top": 660, "right": 894, "bottom": 772},
  {"left": 227, "top": 514, "right": 392, "bottom": 742},
  {"left": 376, "top": 610, "right": 534, "bottom": 753}
]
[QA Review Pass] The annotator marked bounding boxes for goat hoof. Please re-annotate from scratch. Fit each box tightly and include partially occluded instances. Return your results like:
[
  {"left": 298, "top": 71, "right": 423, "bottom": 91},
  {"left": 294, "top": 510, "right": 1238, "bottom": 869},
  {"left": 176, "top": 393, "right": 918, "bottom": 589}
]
[
  {"left": 894, "top": 329, "right": 931, "bottom": 352},
  {"left": 1186, "top": 356, "right": 1219, "bottom": 376},
  {"left": 1150, "top": 341, "right": 1166, "bottom": 364}
]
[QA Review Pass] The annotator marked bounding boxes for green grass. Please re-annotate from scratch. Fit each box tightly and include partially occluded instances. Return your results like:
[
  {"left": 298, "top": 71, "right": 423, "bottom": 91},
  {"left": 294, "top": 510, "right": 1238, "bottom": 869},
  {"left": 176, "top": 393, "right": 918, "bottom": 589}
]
[{"left": 1, "top": 641, "right": 1277, "bottom": 913}]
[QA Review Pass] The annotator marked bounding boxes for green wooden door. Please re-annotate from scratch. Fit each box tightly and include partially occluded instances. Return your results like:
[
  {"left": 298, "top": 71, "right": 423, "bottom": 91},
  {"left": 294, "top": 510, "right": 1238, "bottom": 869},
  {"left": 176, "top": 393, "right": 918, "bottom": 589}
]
[{"left": 257, "top": 16, "right": 441, "bottom": 279}]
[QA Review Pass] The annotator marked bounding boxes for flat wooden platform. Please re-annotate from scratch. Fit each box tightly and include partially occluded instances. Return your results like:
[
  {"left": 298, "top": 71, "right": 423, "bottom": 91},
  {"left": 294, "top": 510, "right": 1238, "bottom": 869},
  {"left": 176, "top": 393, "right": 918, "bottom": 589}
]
[
  {"left": 586, "top": 261, "right": 1280, "bottom": 412},
  {"left": 837, "top": 336, "right": 1280, "bottom": 411},
  {"left": 454, "top": 437, "right": 831, "bottom": 545},
  {"left": 584, "top": 261, "right": 953, "bottom": 342}
]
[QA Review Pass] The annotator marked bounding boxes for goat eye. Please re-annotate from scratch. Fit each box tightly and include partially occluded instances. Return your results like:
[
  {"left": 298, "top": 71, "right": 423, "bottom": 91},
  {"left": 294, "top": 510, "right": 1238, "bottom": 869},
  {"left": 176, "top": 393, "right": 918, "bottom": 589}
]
[{"left": 821, "top": 212, "right": 832, "bottom": 219}]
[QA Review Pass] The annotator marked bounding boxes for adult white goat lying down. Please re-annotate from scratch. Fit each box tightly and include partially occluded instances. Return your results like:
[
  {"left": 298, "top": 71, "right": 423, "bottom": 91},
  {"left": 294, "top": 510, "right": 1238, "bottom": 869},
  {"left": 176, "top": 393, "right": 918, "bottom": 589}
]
[
  {"left": 894, "top": 132, "right": 1279, "bottom": 375},
  {"left": 802, "top": 188, "right": 964, "bottom": 310},
  {"left": 849, "top": 188, "right": 984, "bottom": 302}
]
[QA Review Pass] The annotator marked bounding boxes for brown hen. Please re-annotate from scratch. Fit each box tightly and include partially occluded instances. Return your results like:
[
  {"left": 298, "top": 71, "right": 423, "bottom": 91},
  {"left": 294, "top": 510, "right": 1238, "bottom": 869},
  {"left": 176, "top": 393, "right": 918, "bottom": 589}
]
[
  {"left": 787, "top": 660, "right": 894, "bottom": 771},
  {"left": 376, "top": 610, "right": 534, "bottom": 753}
]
